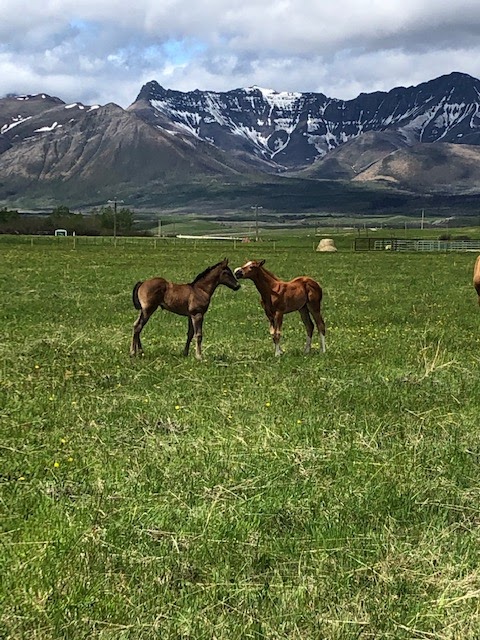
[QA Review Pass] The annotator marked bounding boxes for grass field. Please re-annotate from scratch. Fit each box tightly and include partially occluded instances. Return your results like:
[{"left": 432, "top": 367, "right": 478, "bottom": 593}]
[{"left": 2, "top": 234, "right": 480, "bottom": 639}]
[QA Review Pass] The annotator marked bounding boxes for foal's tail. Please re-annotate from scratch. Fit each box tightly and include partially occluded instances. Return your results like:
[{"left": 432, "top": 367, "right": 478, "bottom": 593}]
[{"left": 132, "top": 281, "right": 143, "bottom": 310}]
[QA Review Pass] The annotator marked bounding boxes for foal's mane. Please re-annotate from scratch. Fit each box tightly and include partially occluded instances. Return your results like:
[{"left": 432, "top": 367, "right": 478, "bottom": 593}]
[
  {"left": 259, "top": 264, "right": 280, "bottom": 281},
  {"left": 190, "top": 261, "right": 223, "bottom": 285}
]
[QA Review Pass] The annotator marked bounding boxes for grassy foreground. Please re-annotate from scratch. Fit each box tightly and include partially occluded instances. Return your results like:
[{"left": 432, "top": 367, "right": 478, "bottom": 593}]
[{"left": 2, "top": 236, "right": 480, "bottom": 639}]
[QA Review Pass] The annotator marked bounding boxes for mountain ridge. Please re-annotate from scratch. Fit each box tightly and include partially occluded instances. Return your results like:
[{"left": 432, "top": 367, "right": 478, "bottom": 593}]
[
  {"left": 132, "top": 71, "right": 480, "bottom": 170},
  {"left": 1, "top": 72, "right": 480, "bottom": 209}
]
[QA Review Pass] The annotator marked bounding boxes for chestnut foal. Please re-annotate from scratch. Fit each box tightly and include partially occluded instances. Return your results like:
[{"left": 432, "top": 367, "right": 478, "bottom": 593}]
[
  {"left": 234, "top": 259, "right": 325, "bottom": 356},
  {"left": 130, "top": 259, "right": 240, "bottom": 360}
]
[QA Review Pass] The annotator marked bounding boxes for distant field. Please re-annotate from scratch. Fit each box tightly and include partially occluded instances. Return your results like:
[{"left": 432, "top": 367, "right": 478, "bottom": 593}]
[
  {"left": 2, "top": 235, "right": 480, "bottom": 639},
  {"left": 135, "top": 209, "right": 480, "bottom": 239}
]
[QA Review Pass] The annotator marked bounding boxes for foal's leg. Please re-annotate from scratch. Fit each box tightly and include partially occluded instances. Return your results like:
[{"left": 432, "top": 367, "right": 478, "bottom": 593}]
[
  {"left": 191, "top": 313, "right": 204, "bottom": 361},
  {"left": 183, "top": 317, "right": 194, "bottom": 356},
  {"left": 130, "top": 306, "right": 156, "bottom": 356},
  {"left": 131, "top": 311, "right": 144, "bottom": 356},
  {"left": 307, "top": 303, "right": 326, "bottom": 353},
  {"left": 299, "top": 306, "right": 314, "bottom": 354},
  {"left": 263, "top": 307, "right": 280, "bottom": 353},
  {"left": 272, "top": 312, "right": 284, "bottom": 356}
]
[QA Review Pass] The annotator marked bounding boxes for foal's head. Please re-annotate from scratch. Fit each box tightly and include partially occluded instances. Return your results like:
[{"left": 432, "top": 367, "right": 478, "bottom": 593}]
[
  {"left": 234, "top": 259, "right": 265, "bottom": 280},
  {"left": 217, "top": 258, "right": 241, "bottom": 291}
]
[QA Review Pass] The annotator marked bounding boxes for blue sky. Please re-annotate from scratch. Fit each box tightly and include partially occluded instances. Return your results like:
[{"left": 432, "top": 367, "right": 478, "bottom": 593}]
[{"left": 1, "top": 0, "right": 480, "bottom": 107}]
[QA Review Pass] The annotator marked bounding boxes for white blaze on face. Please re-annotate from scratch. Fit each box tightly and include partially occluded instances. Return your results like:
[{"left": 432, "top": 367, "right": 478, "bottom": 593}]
[{"left": 235, "top": 261, "right": 254, "bottom": 277}]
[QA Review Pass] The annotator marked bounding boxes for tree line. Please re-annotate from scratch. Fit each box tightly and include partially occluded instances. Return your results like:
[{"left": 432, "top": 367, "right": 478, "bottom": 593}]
[{"left": 0, "top": 205, "right": 145, "bottom": 235}]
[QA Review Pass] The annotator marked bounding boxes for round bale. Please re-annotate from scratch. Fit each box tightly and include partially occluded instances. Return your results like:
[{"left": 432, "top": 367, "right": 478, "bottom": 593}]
[{"left": 316, "top": 238, "right": 337, "bottom": 252}]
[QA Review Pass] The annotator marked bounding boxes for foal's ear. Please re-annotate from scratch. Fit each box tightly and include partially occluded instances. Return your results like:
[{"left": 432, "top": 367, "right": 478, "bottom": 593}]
[
  {"left": 222, "top": 257, "right": 229, "bottom": 266},
  {"left": 259, "top": 259, "right": 266, "bottom": 266}
]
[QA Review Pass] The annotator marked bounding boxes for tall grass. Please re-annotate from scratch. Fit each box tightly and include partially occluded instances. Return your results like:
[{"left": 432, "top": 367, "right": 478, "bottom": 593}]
[{"left": 1, "top": 237, "right": 480, "bottom": 638}]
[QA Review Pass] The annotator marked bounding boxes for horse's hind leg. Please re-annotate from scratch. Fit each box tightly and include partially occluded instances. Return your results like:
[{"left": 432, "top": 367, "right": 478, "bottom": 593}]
[
  {"left": 299, "top": 306, "right": 314, "bottom": 354},
  {"left": 183, "top": 317, "right": 194, "bottom": 356},
  {"left": 131, "top": 311, "right": 145, "bottom": 356},
  {"left": 130, "top": 306, "right": 156, "bottom": 356},
  {"left": 307, "top": 302, "right": 326, "bottom": 353}
]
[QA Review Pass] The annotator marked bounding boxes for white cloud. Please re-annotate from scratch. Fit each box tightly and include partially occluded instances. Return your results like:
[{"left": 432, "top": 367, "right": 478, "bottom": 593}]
[{"left": 0, "top": 0, "right": 480, "bottom": 106}]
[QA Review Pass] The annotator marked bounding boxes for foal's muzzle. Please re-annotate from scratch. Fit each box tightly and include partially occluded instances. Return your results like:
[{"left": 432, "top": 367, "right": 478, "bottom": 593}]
[{"left": 234, "top": 268, "right": 244, "bottom": 279}]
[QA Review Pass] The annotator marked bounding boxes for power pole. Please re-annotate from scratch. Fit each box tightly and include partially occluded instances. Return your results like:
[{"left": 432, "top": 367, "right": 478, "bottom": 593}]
[
  {"left": 107, "top": 198, "right": 124, "bottom": 246},
  {"left": 251, "top": 204, "right": 263, "bottom": 242}
]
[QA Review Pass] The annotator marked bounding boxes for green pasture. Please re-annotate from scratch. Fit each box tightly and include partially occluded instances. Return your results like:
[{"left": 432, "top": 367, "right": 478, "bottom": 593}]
[{"left": 2, "top": 234, "right": 480, "bottom": 639}]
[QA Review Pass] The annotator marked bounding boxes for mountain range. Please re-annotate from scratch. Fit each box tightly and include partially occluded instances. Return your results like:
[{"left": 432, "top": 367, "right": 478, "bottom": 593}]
[{"left": 1, "top": 72, "right": 480, "bottom": 211}]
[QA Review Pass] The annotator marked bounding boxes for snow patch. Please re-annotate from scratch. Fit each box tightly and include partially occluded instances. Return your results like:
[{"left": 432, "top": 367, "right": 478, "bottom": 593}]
[
  {"left": 247, "top": 86, "right": 302, "bottom": 110},
  {"left": 1, "top": 115, "right": 32, "bottom": 134},
  {"left": 34, "top": 122, "right": 61, "bottom": 133}
]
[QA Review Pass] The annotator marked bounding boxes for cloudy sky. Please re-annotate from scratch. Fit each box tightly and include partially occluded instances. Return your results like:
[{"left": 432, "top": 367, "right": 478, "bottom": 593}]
[{"left": 1, "top": 0, "right": 480, "bottom": 107}]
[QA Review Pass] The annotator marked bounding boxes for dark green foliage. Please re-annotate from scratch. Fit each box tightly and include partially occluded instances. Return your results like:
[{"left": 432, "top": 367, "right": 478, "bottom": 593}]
[
  {"left": 0, "top": 206, "right": 19, "bottom": 222},
  {"left": 0, "top": 206, "right": 137, "bottom": 236},
  {"left": 93, "top": 206, "right": 134, "bottom": 232}
]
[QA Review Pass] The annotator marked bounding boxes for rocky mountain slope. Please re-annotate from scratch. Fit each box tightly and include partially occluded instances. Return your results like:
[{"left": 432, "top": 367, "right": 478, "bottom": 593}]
[
  {"left": 1, "top": 72, "right": 480, "bottom": 207},
  {"left": 133, "top": 72, "right": 480, "bottom": 170},
  {"left": 352, "top": 142, "right": 480, "bottom": 194},
  {"left": 0, "top": 94, "right": 259, "bottom": 203}
]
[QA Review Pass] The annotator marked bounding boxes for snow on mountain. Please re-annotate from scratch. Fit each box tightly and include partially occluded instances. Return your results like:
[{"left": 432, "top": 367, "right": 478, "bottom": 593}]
[
  {"left": 2, "top": 71, "right": 480, "bottom": 204},
  {"left": 132, "top": 72, "right": 480, "bottom": 169}
]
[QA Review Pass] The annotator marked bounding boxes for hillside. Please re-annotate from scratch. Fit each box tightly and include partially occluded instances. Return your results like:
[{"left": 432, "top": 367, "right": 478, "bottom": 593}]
[
  {"left": 1, "top": 72, "right": 480, "bottom": 210},
  {"left": 352, "top": 143, "right": 480, "bottom": 193},
  {"left": 0, "top": 99, "right": 260, "bottom": 205},
  {"left": 133, "top": 72, "right": 480, "bottom": 170}
]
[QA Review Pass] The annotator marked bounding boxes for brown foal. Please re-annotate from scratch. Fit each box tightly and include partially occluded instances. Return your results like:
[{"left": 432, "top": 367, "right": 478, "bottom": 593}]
[
  {"left": 130, "top": 259, "right": 240, "bottom": 360},
  {"left": 234, "top": 259, "right": 325, "bottom": 356}
]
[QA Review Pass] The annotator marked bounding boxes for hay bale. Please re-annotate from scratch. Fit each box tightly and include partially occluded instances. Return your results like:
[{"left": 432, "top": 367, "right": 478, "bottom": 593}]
[{"left": 316, "top": 238, "right": 337, "bottom": 252}]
